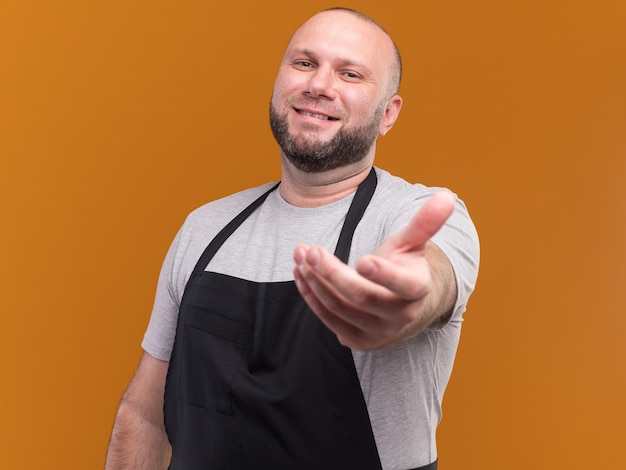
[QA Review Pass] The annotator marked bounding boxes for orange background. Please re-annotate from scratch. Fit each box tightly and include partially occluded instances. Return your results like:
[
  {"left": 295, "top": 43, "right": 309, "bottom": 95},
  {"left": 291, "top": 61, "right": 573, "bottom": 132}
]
[{"left": 1, "top": 1, "right": 625, "bottom": 468}]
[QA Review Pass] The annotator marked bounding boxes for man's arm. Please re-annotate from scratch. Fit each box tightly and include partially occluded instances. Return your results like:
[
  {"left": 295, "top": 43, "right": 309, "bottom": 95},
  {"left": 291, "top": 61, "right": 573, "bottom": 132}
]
[
  {"left": 105, "top": 352, "right": 171, "bottom": 470},
  {"left": 293, "top": 191, "right": 458, "bottom": 351}
]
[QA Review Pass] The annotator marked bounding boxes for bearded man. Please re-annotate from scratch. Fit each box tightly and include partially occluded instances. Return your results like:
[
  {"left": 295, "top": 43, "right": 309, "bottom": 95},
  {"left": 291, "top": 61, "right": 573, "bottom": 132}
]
[{"left": 106, "top": 8, "right": 480, "bottom": 470}]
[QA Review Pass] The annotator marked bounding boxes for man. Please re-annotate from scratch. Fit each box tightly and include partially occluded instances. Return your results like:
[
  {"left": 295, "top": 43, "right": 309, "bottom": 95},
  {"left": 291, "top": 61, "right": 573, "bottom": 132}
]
[{"left": 105, "top": 8, "right": 479, "bottom": 470}]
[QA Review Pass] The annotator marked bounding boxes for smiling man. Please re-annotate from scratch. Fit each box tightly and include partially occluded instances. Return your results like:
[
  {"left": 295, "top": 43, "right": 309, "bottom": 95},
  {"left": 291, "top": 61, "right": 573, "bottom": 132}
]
[
  {"left": 269, "top": 10, "right": 401, "bottom": 175},
  {"left": 105, "top": 8, "right": 479, "bottom": 470}
]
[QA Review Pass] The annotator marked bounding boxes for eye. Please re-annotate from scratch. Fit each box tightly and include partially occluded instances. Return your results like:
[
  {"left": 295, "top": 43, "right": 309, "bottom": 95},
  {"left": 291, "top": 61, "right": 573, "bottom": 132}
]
[
  {"left": 293, "top": 60, "right": 314, "bottom": 70},
  {"left": 342, "top": 71, "right": 362, "bottom": 81}
]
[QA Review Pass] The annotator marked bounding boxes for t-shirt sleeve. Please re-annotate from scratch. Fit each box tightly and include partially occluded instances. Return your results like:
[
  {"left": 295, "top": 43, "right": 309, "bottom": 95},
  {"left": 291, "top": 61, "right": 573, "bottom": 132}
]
[
  {"left": 430, "top": 193, "right": 480, "bottom": 324},
  {"left": 141, "top": 227, "right": 184, "bottom": 362}
]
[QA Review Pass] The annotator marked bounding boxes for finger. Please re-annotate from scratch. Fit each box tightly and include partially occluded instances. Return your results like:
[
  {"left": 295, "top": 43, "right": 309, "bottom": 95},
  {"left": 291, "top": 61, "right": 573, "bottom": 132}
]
[
  {"left": 356, "top": 253, "right": 431, "bottom": 301},
  {"left": 293, "top": 244, "right": 309, "bottom": 265},
  {"left": 380, "top": 192, "right": 455, "bottom": 256},
  {"left": 293, "top": 264, "right": 364, "bottom": 344},
  {"left": 294, "top": 263, "right": 391, "bottom": 350},
  {"left": 295, "top": 245, "right": 400, "bottom": 317}
]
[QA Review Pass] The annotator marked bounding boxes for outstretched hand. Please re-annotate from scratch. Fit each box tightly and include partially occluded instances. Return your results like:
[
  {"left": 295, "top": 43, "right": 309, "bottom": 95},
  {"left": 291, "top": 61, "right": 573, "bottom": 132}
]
[{"left": 293, "top": 191, "right": 457, "bottom": 350}]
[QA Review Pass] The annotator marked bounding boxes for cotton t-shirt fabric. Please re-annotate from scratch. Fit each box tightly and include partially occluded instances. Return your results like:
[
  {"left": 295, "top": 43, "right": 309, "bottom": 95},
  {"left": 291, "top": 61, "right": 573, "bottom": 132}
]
[{"left": 142, "top": 167, "right": 480, "bottom": 470}]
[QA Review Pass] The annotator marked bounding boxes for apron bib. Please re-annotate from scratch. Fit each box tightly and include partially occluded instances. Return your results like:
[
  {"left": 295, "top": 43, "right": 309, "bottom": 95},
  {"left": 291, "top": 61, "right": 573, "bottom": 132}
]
[{"left": 164, "top": 170, "right": 382, "bottom": 469}]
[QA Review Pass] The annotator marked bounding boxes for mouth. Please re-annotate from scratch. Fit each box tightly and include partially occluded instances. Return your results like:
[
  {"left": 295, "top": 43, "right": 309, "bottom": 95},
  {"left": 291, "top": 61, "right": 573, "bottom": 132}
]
[{"left": 295, "top": 108, "right": 339, "bottom": 121}]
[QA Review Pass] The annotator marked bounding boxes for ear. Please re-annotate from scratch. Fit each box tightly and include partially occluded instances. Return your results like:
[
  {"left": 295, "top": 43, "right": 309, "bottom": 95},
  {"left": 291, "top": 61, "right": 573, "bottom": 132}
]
[{"left": 379, "top": 94, "right": 403, "bottom": 136}]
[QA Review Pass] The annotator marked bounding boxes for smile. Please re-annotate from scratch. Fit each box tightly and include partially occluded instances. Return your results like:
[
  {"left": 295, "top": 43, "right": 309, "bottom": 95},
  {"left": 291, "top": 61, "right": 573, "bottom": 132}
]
[{"left": 296, "top": 109, "right": 339, "bottom": 121}]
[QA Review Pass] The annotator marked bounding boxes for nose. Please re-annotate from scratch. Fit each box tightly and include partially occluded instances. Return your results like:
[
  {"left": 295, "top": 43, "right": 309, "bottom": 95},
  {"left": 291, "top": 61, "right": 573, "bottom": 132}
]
[{"left": 304, "top": 66, "right": 337, "bottom": 100}]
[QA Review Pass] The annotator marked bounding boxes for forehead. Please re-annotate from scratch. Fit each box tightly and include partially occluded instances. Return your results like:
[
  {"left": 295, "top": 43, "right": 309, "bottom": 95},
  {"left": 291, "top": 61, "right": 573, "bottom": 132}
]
[{"left": 285, "top": 11, "right": 394, "bottom": 73}]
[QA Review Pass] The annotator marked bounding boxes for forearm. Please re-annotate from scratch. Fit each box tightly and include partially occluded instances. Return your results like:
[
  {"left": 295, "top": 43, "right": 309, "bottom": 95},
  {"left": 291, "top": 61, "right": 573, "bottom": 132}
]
[
  {"left": 422, "top": 241, "right": 457, "bottom": 325},
  {"left": 391, "top": 242, "right": 457, "bottom": 343},
  {"left": 105, "top": 399, "right": 171, "bottom": 470}
]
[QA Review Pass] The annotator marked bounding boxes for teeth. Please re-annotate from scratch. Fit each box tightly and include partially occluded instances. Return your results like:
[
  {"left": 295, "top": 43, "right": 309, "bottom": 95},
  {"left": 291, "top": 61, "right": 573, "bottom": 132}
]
[{"left": 300, "top": 110, "right": 331, "bottom": 120}]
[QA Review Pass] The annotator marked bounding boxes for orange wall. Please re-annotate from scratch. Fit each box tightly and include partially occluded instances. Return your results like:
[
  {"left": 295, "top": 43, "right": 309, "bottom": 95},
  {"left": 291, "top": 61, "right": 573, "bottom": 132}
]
[{"left": 1, "top": 1, "right": 624, "bottom": 468}]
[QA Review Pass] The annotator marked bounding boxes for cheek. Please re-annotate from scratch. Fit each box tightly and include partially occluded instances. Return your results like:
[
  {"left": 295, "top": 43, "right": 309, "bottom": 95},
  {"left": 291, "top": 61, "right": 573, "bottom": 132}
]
[
  {"left": 344, "top": 92, "right": 381, "bottom": 122},
  {"left": 272, "top": 69, "right": 304, "bottom": 97},
  {"left": 270, "top": 79, "right": 283, "bottom": 103},
  {"left": 271, "top": 82, "right": 297, "bottom": 112}
]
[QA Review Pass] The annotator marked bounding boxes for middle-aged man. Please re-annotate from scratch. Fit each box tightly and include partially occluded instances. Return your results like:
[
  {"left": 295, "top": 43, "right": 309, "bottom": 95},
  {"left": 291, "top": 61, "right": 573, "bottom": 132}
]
[{"left": 105, "top": 7, "right": 480, "bottom": 470}]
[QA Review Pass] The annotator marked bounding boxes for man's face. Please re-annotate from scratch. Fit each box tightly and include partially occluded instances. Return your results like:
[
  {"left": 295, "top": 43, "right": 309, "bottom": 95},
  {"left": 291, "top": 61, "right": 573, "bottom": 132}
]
[{"left": 269, "top": 11, "right": 400, "bottom": 173}]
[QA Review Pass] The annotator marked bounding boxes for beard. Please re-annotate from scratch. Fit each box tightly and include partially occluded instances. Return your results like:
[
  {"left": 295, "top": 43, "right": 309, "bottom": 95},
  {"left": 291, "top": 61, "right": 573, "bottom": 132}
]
[{"left": 269, "top": 101, "right": 384, "bottom": 173}]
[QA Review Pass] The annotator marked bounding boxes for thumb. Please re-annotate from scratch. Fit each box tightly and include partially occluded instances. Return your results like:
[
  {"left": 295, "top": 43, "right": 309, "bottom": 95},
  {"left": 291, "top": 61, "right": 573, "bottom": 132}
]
[{"left": 380, "top": 191, "right": 456, "bottom": 255}]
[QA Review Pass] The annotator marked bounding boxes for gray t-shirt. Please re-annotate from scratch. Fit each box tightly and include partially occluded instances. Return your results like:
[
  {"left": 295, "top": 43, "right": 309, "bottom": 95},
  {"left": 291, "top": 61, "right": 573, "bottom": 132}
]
[{"left": 143, "top": 167, "right": 480, "bottom": 470}]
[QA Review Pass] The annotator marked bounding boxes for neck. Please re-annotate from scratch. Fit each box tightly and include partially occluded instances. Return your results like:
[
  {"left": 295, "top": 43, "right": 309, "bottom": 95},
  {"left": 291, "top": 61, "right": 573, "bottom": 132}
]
[{"left": 278, "top": 154, "right": 374, "bottom": 208}]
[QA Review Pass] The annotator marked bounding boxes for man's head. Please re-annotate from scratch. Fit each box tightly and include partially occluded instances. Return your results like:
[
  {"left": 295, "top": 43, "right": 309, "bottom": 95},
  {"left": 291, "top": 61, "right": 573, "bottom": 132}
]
[{"left": 270, "top": 8, "right": 403, "bottom": 173}]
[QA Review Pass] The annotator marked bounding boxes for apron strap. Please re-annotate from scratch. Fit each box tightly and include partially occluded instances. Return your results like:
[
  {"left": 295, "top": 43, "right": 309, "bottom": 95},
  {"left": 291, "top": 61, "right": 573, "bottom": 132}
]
[
  {"left": 410, "top": 460, "right": 438, "bottom": 470},
  {"left": 191, "top": 182, "right": 280, "bottom": 274},
  {"left": 334, "top": 167, "right": 377, "bottom": 263}
]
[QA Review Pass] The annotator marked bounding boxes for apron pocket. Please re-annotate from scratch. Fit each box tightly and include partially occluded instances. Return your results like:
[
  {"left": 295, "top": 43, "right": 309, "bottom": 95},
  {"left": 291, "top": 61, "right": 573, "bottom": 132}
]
[{"left": 179, "top": 304, "right": 251, "bottom": 415}]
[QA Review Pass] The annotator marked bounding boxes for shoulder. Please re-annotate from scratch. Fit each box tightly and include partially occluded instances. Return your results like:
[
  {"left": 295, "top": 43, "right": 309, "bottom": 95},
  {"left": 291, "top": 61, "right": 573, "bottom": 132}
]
[
  {"left": 372, "top": 167, "right": 474, "bottom": 226},
  {"left": 185, "top": 182, "right": 279, "bottom": 228},
  {"left": 373, "top": 167, "right": 456, "bottom": 206},
  {"left": 368, "top": 168, "right": 465, "bottom": 237},
  {"left": 169, "top": 182, "right": 279, "bottom": 271}
]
